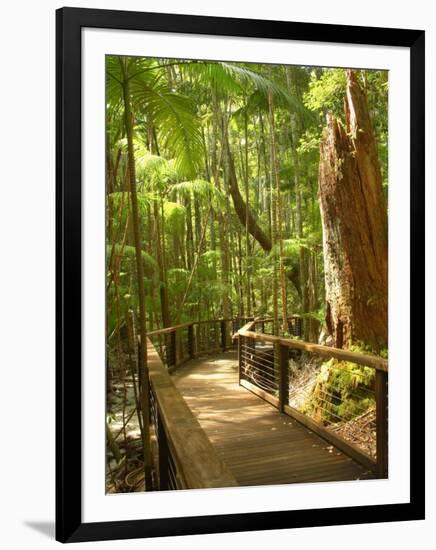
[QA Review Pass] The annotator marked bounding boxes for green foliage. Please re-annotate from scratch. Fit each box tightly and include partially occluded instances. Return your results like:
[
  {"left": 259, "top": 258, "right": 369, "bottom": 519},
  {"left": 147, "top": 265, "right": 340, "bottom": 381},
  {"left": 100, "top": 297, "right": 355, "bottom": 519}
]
[
  {"left": 270, "top": 236, "right": 321, "bottom": 266},
  {"left": 299, "top": 308, "right": 325, "bottom": 323},
  {"left": 297, "top": 127, "right": 322, "bottom": 155},
  {"left": 107, "top": 244, "right": 158, "bottom": 272},
  {"left": 303, "top": 68, "right": 388, "bottom": 186},
  {"left": 107, "top": 55, "right": 204, "bottom": 179},
  {"left": 184, "top": 60, "right": 306, "bottom": 112},
  {"left": 163, "top": 202, "right": 186, "bottom": 232},
  {"left": 171, "top": 179, "right": 226, "bottom": 208},
  {"left": 349, "top": 342, "right": 388, "bottom": 360},
  {"left": 135, "top": 150, "right": 172, "bottom": 188},
  {"left": 304, "top": 69, "right": 347, "bottom": 118},
  {"left": 138, "top": 86, "right": 203, "bottom": 178},
  {"left": 105, "top": 55, "right": 388, "bottom": 345},
  {"left": 302, "top": 359, "right": 375, "bottom": 424},
  {"left": 105, "top": 54, "right": 391, "bottom": 494},
  {"left": 167, "top": 268, "right": 190, "bottom": 296},
  {"left": 201, "top": 250, "right": 222, "bottom": 265},
  {"left": 108, "top": 190, "right": 153, "bottom": 218}
]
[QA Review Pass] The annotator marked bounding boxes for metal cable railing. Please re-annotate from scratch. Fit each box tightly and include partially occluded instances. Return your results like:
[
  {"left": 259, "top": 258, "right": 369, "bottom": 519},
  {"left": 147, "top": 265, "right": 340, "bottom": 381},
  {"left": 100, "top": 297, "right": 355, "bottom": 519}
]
[
  {"left": 236, "top": 320, "right": 388, "bottom": 477},
  {"left": 288, "top": 359, "right": 377, "bottom": 457},
  {"left": 240, "top": 340, "right": 279, "bottom": 396},
  {"left": 145, "top": 315, "right": 387, "bottom": 487},
  {"left": 148, "top": 318, "right": 235, "bottom": 370}
]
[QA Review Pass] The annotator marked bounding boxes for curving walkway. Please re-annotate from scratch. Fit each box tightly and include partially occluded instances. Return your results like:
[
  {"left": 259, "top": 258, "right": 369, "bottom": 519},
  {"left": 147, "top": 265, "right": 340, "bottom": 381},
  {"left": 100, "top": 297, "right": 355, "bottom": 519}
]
[{"left": 172, "top": 350, "right": 374, "bottom": 486}]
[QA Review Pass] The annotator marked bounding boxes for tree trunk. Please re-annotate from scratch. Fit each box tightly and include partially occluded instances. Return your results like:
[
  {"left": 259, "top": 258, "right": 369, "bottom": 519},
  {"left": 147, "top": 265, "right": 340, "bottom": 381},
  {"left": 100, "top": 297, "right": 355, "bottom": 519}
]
[
  {"left": 222, "top": 132, "right": 272, "bottom": 252},
  {"left": 222, "top": 130, "right": 302, "bottom": 299},
  {"left": 210, "top": 96, "right": 232, "bottom": 327},
  {"left": 120, "top": 58, "right": 152, "bottom": 489},
  {"left": 318, "top": 70, "right": 388, "bottom": 351},
  {"left": 153, "top": 199, "right": 171, "bottom": 328},
  {"left": 185, "top": 197, "right": 194, "bottom": 270},
  {"left": 268, "top": 81, "right": 287, "bottom": 335}
]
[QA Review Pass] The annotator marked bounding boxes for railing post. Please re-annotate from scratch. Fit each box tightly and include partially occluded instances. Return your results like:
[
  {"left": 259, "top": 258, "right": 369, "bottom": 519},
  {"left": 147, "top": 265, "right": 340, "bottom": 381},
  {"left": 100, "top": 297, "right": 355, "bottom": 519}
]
[
  {"left": 157, "top": 412, "right": 169, "bottom": 490},
  {"left": 137, "top": 340, "right": 143, "bottom": 388},
  {"left": 214, "top": 321, "right": 219, "bottom": 350},
  {"left": 376, "top": 369, "right": 388, "bottom": 478},
  {"left": 188, "top": 323, "right": 195, "bottom": 359},
  {"left": 220, "top": 320, "right": 227, "bottom": 351},
  {"left": 170, "top": 330, "right": 177, "bottom": 368},
  {"left": 238, "top": 334, "right": 244, "bottom": 384},
  {"left": 278, "top": 343, "right": 289, "bottom": 413}
]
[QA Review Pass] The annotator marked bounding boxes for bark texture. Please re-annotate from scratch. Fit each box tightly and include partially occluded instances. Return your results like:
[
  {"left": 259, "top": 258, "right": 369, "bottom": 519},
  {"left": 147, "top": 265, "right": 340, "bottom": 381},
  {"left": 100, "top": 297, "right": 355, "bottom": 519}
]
[{"left": 319, "top": 70, "right": 388, "bottom": 351}]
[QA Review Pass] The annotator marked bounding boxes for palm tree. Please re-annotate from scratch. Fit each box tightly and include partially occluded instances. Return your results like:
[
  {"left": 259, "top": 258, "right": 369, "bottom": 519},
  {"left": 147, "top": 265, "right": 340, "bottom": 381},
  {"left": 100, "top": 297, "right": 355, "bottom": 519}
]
[
  {"left": 106, "top": 56, "right": 307, "bottom": 489},
  {"left": 107, "top": 56, "right": 205, "bottom": 489}
]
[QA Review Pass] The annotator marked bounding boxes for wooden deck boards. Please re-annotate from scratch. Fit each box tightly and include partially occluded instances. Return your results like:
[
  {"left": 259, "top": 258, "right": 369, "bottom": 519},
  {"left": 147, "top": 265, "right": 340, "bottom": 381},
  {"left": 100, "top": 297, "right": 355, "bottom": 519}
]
[{"left": 172, "top": 350, "right": 373, "bottom": 487}]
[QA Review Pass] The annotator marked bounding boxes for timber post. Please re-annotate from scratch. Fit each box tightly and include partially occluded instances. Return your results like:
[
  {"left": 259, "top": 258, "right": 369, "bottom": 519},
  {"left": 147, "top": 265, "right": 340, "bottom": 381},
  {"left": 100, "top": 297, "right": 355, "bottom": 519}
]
[
  {"left": 238, "top": 334, "right": 243, "bottom": 384},
  {"left": 220, "top": 320, "right": 227, "bottom": 351},
  {"left": 188, "top": 323, "right": 195, "bottom": 359},
  {"left": 170, "top": 330, "right": 177, "bottom": 368},
  {"left": 375, "top": 369, "right": 388, "bottom": 478},
  {"left": 278, "top": 343, "right": 289, "bottom": 412},
  {"left": 157, "top": 411, "right": 169, "bottom": 490}
]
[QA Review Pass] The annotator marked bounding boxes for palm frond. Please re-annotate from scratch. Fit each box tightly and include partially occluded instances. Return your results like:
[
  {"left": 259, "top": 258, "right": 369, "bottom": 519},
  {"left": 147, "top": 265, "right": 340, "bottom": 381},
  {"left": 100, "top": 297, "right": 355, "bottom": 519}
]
[
  {"left": 171, "top": 179, "right": 226, "bottom": 208},
  {"left": 163, "top": 201, "right": 186, "bottom": 232},
  {"left": 131, "top": 78, "right": 203, "bottom": 179},
  {"left": 107, "top": 244, "right": 158, "bottom": 271}
]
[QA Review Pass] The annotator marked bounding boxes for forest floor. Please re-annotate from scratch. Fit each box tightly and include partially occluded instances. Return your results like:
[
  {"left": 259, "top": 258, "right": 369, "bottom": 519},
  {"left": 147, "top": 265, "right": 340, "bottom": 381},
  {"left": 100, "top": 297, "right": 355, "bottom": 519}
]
[
  {"left": 288, "top": 356, "right": 376, "bottom": 458},
  {"left": 106, "top": 375, "right": 145, "bottom": 493}
]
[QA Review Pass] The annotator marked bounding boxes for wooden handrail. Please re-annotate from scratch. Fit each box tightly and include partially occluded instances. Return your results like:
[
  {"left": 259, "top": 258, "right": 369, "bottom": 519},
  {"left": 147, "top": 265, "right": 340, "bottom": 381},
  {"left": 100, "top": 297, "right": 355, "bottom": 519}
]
[
  {"left": 236, "top": 321, "right": 388, "bottom": 477},
  {"left": 232, "top": 320, "right": 256, "bottom": 341},
  {"left": 147, "top": 315, "right": 387, "bottom": 372},
  {"left": 147, "top": 316, "right": 301, "bottom": 339},
  {"left": 148, "top": 318, "right": 235, "bottom": 337},
  {"left": 148, "top": 321, "right": 193, "bottom": 337},
  {"left": 147, "top": 338, "right": 238, "bottom": 489},
  {"left": 144, "top": 316, "right": 387, "bottom": 481},
  {"left": 237, "top": 327, "right": 388, "bottom": 372},
  {"left": 147, "top": 318, "right": 237, "bottom": 368},
  {"left": 252, "top": 315, "right": 302, "bottom": 323}
]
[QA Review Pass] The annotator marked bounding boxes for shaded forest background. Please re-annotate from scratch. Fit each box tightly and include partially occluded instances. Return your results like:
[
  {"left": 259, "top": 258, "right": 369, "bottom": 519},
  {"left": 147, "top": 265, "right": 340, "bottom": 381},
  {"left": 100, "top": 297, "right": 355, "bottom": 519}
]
[{"left": 106, "top": 58, "right": 388, "bottom": 347}]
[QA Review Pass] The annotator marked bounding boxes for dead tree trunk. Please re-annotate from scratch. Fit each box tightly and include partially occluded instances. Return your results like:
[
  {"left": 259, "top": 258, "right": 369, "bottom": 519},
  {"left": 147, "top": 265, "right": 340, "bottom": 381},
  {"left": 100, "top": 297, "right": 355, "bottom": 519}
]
[{"left": 319, "top": 70, "right": 388, "bottom": 351}]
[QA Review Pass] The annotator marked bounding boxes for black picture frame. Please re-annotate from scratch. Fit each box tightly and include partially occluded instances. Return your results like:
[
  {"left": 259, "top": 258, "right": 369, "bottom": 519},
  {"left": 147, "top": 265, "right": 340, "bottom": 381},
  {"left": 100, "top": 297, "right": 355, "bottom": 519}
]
[{"left": 56, "top": 6, "right": 425, "bottom": 543}]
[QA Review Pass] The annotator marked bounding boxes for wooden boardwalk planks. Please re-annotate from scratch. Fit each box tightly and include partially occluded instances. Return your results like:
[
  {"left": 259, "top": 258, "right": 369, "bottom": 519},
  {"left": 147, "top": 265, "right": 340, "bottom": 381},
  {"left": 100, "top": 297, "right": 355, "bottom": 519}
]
[{"left": 172, "top": 350, "right": 374, "bottom": 487}]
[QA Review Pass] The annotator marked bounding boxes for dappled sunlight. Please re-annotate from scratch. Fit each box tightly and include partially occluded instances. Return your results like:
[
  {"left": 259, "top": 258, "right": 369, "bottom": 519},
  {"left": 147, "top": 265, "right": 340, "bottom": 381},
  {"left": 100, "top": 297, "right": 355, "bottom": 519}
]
[
  {"left": 172, "top": 350, "right": 373, "bottom": 486},
  {"left": 183, "top": 372, "right": 235, "bottom": 381}
]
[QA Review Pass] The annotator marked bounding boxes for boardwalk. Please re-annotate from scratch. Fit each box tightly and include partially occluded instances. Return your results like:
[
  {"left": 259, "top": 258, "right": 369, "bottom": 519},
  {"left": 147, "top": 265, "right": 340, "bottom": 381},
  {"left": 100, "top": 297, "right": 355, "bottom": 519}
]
[{"left": 172, "top": 350, "right": 374, "bottom": 486}]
